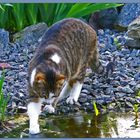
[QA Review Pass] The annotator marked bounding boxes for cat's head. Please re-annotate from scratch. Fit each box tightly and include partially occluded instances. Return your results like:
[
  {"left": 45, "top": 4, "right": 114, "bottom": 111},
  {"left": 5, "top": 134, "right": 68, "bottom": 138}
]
[{"left": 30, "top": 63, "right": 65, "bottom": 98}]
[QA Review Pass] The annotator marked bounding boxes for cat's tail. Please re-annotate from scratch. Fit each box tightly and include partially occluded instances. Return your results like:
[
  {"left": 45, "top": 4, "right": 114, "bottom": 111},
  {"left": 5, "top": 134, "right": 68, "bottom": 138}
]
[{"left": 89, "top": 56, "right": 115, "bottom": 77}]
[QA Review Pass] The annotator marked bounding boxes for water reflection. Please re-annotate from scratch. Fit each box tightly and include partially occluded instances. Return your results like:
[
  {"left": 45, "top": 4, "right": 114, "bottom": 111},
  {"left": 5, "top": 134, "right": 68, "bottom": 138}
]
[
  {"left": 1, "top": 112, "right": 140, "bottom": 138},
  {"left": 41, "top": 112, "right": 140, "bottom": 138}
]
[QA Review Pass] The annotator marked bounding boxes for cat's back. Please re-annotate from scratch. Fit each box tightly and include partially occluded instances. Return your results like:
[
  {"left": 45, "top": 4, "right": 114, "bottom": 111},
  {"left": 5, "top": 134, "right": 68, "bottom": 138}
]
[{"left": 40, "top": 18, "right": 97, "bottom": 47}]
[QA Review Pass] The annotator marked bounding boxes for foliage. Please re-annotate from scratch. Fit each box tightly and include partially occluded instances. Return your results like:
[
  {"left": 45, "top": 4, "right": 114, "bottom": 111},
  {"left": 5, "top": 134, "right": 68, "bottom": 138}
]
[
  {"left": 0, "top": 71, "right": 10, "bottom": 122},
  {"left": 0, "top": 3, "right": 123, "bottom": 32},
  {"left": 133, "top": 104, "right": 139, "bottom": 119},
  {"left": 93, "top": 102, "right": 99, "bottom": 116}
]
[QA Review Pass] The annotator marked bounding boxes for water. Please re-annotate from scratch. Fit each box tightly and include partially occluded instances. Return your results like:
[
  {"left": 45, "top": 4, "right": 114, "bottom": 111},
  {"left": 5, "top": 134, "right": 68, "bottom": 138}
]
[{"left": 0, "top": 112, "right": 140, "bottom": 138}]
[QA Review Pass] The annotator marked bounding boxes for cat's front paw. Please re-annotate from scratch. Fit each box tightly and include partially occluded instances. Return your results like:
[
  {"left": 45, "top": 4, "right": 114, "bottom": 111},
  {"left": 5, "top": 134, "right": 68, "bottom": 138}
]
[
  {"left": 29, "top": 124, "right": 40, "bottom": 135},
  {"left": 66, "top": 97, "right": 76, "bottom": 105},
  {"left": 43, "top": 105, "right": 55, "bottom": 113}
]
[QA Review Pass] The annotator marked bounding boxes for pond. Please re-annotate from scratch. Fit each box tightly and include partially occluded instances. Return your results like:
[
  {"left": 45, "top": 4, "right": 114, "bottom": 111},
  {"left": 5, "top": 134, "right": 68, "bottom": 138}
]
[{"left": 0, "top": 112, "right": 140, "bottom": 138}]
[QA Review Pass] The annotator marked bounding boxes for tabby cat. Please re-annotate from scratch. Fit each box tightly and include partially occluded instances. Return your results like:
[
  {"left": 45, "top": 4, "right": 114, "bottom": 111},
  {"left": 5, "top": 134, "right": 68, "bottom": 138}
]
[{"left": 27, "top": 18, "right": 104, "bottom": 134}]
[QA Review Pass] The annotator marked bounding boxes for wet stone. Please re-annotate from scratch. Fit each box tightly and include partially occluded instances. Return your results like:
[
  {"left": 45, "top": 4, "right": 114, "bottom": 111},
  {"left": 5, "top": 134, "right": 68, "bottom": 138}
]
[
  {"left": 125, "top": 102, "right": 133, "bottom": 108},
  {"left": 79, "top": 97, "right": 88, "bottom": 103},
  {"left": 81, "top": 89, "right": 90, "bottom": 95},
  {"left": 129, "top": 81, "right": 137, "bottom": 86}
]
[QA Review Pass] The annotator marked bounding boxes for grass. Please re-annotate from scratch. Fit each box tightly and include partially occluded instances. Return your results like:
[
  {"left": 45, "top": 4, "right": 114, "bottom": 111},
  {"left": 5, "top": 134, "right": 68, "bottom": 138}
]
[
  {"left": 0, "top": 3, "right": 123, "bottom": 32},
  {"left": 0, "top": 70, "right": 10, "bottom": 122},
  {"left": 93, "top": 101, "right": 99, "bottom": 116}
]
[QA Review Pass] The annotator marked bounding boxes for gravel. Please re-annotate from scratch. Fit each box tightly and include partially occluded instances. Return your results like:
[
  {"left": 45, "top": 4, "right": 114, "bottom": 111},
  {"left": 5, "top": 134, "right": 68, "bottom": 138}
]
[{"left": 0, "top": 28, "right": 140, "bottom": 116}]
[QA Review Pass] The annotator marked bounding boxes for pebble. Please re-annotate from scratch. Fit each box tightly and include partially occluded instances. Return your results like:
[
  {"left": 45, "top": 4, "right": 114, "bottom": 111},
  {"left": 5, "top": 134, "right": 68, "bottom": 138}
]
[{"left": 0, "top": 27, "right": 139, "bottom": 116}]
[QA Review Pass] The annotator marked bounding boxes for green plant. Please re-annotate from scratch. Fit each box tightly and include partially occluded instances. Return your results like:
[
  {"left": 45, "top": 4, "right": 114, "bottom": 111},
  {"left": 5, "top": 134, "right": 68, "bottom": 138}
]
[
  {"left": 133, "top": 104, "right": 139, "bottom": 119},
  {"left": 0, "top": 71, "right": 10, "bottom": 122},
  {"left": 0, "top": 3, "right": 123, "bottom": 32},
  {"left": 114, "top": 37, "right": 122, "bottom": 50},
  {"left": 93, "top": 101, "right": 99, "bottom": 116}
]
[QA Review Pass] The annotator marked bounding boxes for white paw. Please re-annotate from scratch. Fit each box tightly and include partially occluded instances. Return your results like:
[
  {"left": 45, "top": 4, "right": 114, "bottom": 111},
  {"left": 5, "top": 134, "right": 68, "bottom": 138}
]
[
  {"left": 29, "top": 124, "right": 40, "bottom": 134},
  {"left": 66, "top": 97, "right": 75, "bottom": 105},
  {"left": 44, "top": 105, "right": 55, "bottom": 113}
]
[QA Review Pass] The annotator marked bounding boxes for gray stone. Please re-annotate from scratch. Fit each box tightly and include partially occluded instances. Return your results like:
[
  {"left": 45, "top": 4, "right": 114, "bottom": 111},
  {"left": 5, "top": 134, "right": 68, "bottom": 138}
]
[
  {"left": 80, "top": 93, "right": 87, "bottom": 98},
  {"left": 125, "top": 102, "right": 133, "bottom": 108},
  {"left": 108, "top": 103, "right": 116, "bottom": 110},
  {"left": 13, "top": 22, "right": 48, "bottom": 45},
  {"left": 115, "top": 4, "right": 140, "bottom": 29},
  {"left": 17, "top": 106, "right": 27, "bottom": 113},
  {"left": 89, "top": 8, "right": 118, "bottom": 30},
  {"left": 125, "top": 15, "right": 140, "bottom": 48},
  {"left": 106, "top": 87, "right": 114, "bottom": 95},
  {"left": 115, "top": 92, "right": 126, "bottom": 98},
  {"left": 0, "top": 29, "right": 9, "bottom": 47},
  {"left": 111, "top": 81, "right": 120, "bottom": 87},
  {"left": 134, "top": 73, "right": 140, "bottom": 81},
  {"left": 116, "top": 86, "right": 134, "bottom": 94},
  {"left": 126, "top": 38, "right": 140, "bottom": 49},
  {"left": 135, "top": 84, "right": 140, "bottom": 91},
  {"left": 81, "top": 89, "right": 90, "bottom": 95},
  {"left": 129, "top": 81, "right": 137, "bottom": 86},
  {"left": 127, "top": 16, "right": 140, "bottom": 39},
  {"left": 79, "top": 97, "right": 87, "bottom": 103},
  {"left": 82, "top": 84, "right": 92, "bottom": 92}
]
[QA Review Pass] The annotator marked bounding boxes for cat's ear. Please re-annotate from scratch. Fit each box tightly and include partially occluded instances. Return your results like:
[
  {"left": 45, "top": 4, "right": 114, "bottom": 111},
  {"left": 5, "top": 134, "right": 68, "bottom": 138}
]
[
  {"left": 35, "top": 72, "right": 45, "bottom": 83},
  {"left": 56, "top": 74, "right": 65, "bottom": 83}
]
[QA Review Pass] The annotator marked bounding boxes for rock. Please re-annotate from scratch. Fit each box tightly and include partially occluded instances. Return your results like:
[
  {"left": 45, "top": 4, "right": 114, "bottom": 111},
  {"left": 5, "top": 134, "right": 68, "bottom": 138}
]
[
  {"left": 89, "top": 8, "right": 118, "bottom": 30},
  {"left": 81, "top": 89, "right": 90, "bottom": 95},
  {"left": 125, "top": 37, "right": 140, "bottom": 49},
  {"left": 134, "top": 73, "right": 140, "bottom": 81},
  {"left": 111, "top": 81, "right": 120, "bottom": 87},
  {"left": 125, "top": 102, "right": 133, "bottom": 108},
  {"left": 79, "top": 97, "right": 87, "bottom": 103},
  {"left": 0, "top": 29, "right": 9, "bottom": 47},
  {"left": 129, "top": 81, "right": 137, "bottom": 86},
  {"left": 127, "top": 16, "right": 140, "bottom": 39},
  {"left": 17, "top": 106, "right": 27, "bottom": 113},
  {"left": 13, "top": 22, "right": 48, "bottom": 45},
  {"left": 116, "top": 86, "right": 134, "bottom": 94},
  {"left": 106, "top": 87, "right": 114, "bottom": 95},
  {"left": 135, "top": 84, "right": 140, "bottom": 91},
  {"left": 115, "top": 4, "right": 140, "bottom": 30},
  {"left": 82, "top": 84, "right": 92, "bottom": 92},
  {"left": 108, "top": 103, "right": 116, "bottom": 110},
  {"left": 115, "top": 92, "right": 126, "bottom": 98}
]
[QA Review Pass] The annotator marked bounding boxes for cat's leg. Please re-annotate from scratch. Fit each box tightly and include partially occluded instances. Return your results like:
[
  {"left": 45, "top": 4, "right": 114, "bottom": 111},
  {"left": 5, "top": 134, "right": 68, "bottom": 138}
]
[
  {"left": 44, "top": 81, "right": 71, "bottom": 112},
  {"left": 27, "top": 98, "right": 44, "bottom": 134},
  {"left": 66, "top": 81, "right": 83, "bottom": 105},
  {"left": 89, "top": 48, "right": 104, "bottom": 74}
]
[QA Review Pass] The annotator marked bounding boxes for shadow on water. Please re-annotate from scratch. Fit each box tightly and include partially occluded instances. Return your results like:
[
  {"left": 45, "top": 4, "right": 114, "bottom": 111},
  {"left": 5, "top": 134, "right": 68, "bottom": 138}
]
[{"left": 0, "top": 112, "right": 140, "bottom": 138}]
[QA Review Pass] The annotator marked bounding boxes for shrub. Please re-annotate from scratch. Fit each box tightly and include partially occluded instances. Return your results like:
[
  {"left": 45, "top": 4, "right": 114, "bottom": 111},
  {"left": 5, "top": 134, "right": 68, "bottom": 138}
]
[
  {"left": 0, "top": 71, "right": 10, "bottom": 122},
  {"left": 0, "top": 3, "right": 123, "bottom": 32}
]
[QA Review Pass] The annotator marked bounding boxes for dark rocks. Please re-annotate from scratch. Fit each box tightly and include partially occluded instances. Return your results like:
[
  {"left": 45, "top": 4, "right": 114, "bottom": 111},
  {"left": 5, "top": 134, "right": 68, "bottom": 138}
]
[
  {"left": 125, "top": 16, "right": 140, "bottom": 49},
  {"left": 0, "top": 29, "right": 9, "bottom": 47},
  {"left": 1, "top": 21, "right": 139, "bottom": 116},
  {"left": 115, "top": 4, "right": 140, "bottom": 30},
  {"left": 79, "top": 97, "right": 87, "bottom": 103},
  {"left": 127, "top": 16, "right": 140, "bottom": 39},
  {"left": 12, "top": 22, "right": 48, "bottom": 45},
  {"left": 89, "top": 8, "right": 118, "bottom": 30}
]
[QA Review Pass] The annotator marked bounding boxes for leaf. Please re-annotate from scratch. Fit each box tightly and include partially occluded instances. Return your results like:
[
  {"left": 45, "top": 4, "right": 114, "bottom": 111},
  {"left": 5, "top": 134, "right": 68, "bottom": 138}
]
[
  {"left": 133, "top": 104, "right": 139, "bottom": 113},
  {"left": 66, "top": 3, "right": 123, "bottom": 18},
  {"left": 0, "top": 4, "right": 5, "bottom": 11},
  {"left": 93, "top": 102, "right": 99, "bottom": 116},
  {"left": 66, "top": 3, "right": 90, "bottom": 17},
  {"left": 26, "top": 4, "right": 38, "bottom": 25}
]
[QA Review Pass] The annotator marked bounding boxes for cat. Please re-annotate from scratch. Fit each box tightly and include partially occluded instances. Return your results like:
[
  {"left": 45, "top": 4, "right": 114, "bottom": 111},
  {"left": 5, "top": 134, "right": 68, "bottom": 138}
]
[{"left": 27, "top": 18, "right": 105, "bottom": 134}]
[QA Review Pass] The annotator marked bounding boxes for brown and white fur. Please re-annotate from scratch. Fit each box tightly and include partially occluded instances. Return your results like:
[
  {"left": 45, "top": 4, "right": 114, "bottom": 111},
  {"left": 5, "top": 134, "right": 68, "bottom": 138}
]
[{"left": 27, "top": 18, "right": 104, "bottom": 134}]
